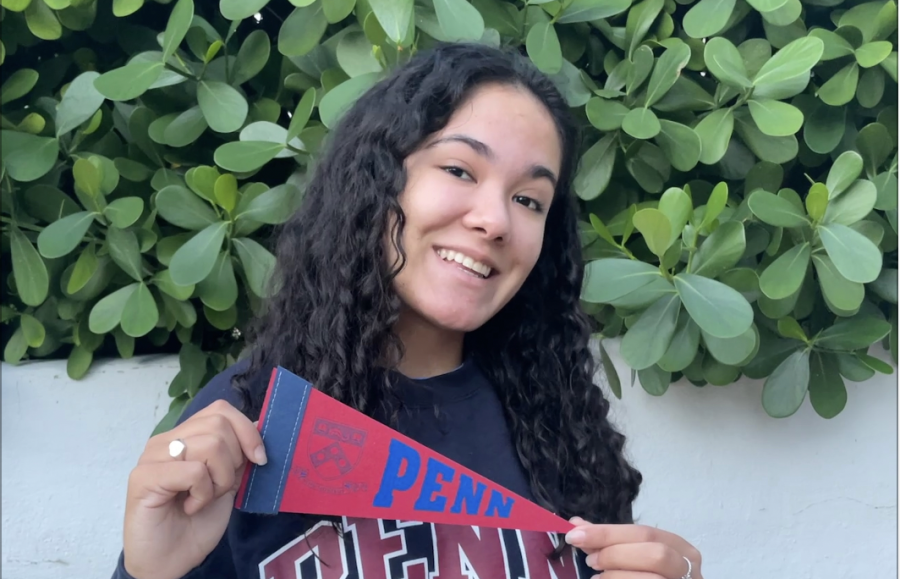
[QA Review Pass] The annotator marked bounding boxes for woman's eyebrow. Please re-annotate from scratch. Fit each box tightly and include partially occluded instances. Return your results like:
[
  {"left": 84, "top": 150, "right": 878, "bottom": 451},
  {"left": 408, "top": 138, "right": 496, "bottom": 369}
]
[{"left": 426, "top": 134, "right": 558, "bottom": 187}]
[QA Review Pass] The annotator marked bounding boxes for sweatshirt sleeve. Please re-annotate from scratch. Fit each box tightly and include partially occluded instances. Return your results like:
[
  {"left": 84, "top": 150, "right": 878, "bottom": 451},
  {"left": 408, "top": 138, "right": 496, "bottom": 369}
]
[{"left": 109, "top": 359, "right": 254, "bottom": 579}]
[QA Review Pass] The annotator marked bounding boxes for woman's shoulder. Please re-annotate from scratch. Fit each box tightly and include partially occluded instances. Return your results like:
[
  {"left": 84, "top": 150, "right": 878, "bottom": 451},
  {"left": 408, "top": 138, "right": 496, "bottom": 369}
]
[{"left": 175, "top": 357, "right": 265, "bottom": 426}]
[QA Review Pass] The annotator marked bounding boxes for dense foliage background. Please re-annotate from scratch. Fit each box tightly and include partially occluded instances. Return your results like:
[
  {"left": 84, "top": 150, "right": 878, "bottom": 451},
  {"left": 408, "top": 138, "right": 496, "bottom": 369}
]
[{"left": 0, "top": 0, "right": 896, "bottom": 429}]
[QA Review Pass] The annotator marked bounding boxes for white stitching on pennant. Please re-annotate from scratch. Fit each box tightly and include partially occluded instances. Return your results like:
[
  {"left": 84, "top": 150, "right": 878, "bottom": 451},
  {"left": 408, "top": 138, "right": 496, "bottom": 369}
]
[
  {"left": 275, "top": 380, "right": 308, "bottom": 510},
  {"left": 244, "top": 370, "right": 283, "bottom": 506}
]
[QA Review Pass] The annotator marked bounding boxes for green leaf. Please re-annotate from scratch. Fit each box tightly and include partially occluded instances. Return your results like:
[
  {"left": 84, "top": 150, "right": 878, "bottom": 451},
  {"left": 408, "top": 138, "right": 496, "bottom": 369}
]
[
  {"left": 67, "top": 346, "right": 93, "bottom": 379},
  {"left": 762, "top": 349, "right": 810, "bottom": 418},
  {"left": 113, "top": 0, "right": 144, "bottom": 17},
  {"left": 162, "top": 0, "right": 193, "bottom": 62},
  {"left": 816, "top": 317, "right": 892, "bottom": 351},
  {"left": 644, "top": 42, "right": 691, "bottom": 107},
  {"left": 658, "top": 315, "right": 700, "bottom": 372},
  {"left": 625, "top": 0, "right": 664, "bottom": 58},
  {"left": 748, "top": 190, "right": 808, "bottom": 228},
  {"left": 152, "top": 395, "right": 190, "bottom": 436},
  {"left": 586, "top": 97, "right": 629, "bottom": 131},
  {"left": 817, "top": 62, "right": 859, "bottom": 106},
  {"left": 826, "top": 151, "right": 864, "bottom": 199},
  {"left": 114, "top": 327, "right": 136, "bottom": 358},
  {"left": 632, "top": 208, "right": 672, "bottom": 257},
  {"left": 368, "top": 0, "right": 413, "bottom": 43},
  {"left": 236, "top": 184, "right": 302, "bottom": 224},
  {"left": 823, "top": 180, "right": 876, "bottom": 226},
  {"left": 233, "top": 237, "right": 276, "bottom": 297},
  {"left": 809, "top": 28, "right": 855, "bottom": 61},
  {"left": 856, "top": 124, "right": 892, "bottom": 179},
  {"left": 164, "top": 106, "right": 207, "bottom": 147},
  {"left": 155, "top": 185, "right": 219, "bottom": 230},
  {"left": 25, "top": 0, "right": 61, "bottom": 40},
  {"left": 214, "top": 141, "right": 284, "bottom": 173},
  {"left": 674, "top": 273, "right": 753, "bottom": 338},
  {"left": 555, "top": 0, "right": 630, "bottom": 22},
  {"left": 759, "top": 242, "right": 810, "bottom": 299},
  {"left": 695, "top": 108, "right": 733, "bottom": 165},
  {"left": 104, "top": 197, "right": 144, "bottom": 229},
  {"left": 93, "top": 61, "right": 163, "bottom": 101},
  {"left": 574, "top": 135, "right": 617, "bottom": 201},
  {"left": 813, "top": 254, "right": 864, "bottom": 313},
  {"left": 683, "top": 0, "right": 735, "bottom": 39},
  {"left": 4, "top": 327, "right": 28, "bottom": 364},
  {"left": 233, "top": 29, "right": 271, "bottom": 85},
  {"left": 0, "top": 131, "right": 59, "bottom": 182},
  {"left": 752, "top": 37, "right": 824, "bottom": 90},
  {"left": 319, "top": 72, "right": 381, "bottom": 129},
  {"left": 197, "top": 81, "right": 248, "bottom": 133},
  {"left": 777, "top": 316, "right": 807, "bottom": 341},
  {"left": 704, "top": 37, "right": 752, "bottom": 88},
  {"left": 703, "top": 324, "right": 758, "bottom": 366},
  {"left": 622, "top": 108, "right": 661, "bottom": 140},
  {"left": 55, "top": 71, "right": 105, "bottom": 137},
  {"left": 10, "top": 227, "right": 48, "bottom": 307},
  {"left": 169, "top": 222, "right": 228, "bottom": 286},
  {"left": 855, "top": 41, "right": 893, "bottom": 68},
  {"left": 734, "top": 116, "right": 798, "bottom": 164},
  {"left": 837, "top": 353, "right": 876, "bottom": 382},
  {"left": 20, "top": 313, "right": 45, "bottom": 348},
  {"left": 807, "top": 352, "right": 846, "bottom": 418},
  {"left": 701, "top": 182, "right": 728, "bottom": 230},
  {"left": 435, "top": 0, "right": 484, "bottom": 42},
  {"left": 120, "top": 283, "right": 159, "bottom": 337},
  {"left": 746, "top": 0, "right": 788, "bottom": 12},
  {"left": 526, "top": 22, "right": 562, "bottom": 75},
  {"left": 657, "top": 187, "right": 692, "bottom": 247},
  {"left": 638, "top": 365, "right": 671, "bottom": 396},
  {"left": 37, "top": 211, "right": 94, "bottom": 258},
  {"left": 220, "top": 0, "right": 269, "bottom": 21},
  {"left": 287, "top": 89, "right": 316, "bottom": 143},
  {"left": 747, "top": 99, "right": 803, "bottom": 137},
  {"left": 68, "top": 243, "right": 98, "bottom": 294},
  {"left": 653, "top": 120, "right": 701, "bottom": 172},
  {"left": 1, "top": 68, "right": 39, "bottom": 105},
  {"left": 214, "top": 174, "right": 238, "bottom": 214},
  {"left": 868, "top": 268, "right": 897, "bottom": 304},
  {"left": 803, "top": 103, "right": 846, "bottom": 155},
  {"left": 626, "top": 46, "right": 654, "bottom": 95},
  {"left": 692, "top": 221, "right": 746, "bottom": 278},
  {"left": 806, "top": 183, "right": 829, "bottom": 221},
  {"left": 324, "top": 0, "right": 354, "bottom": 22},
  {"left": 152, "top": 269, "right": 195, "bottom": 301},
  {"left": 589, "top": 215, "right": 617, "bottom": 247},
  {"left": 819, "top": 222, "right": 882, "bottom": 283},
  {"left": 858, "top": 353, "right": 894, "bottom": 375},
  {"left": 599, "top": 341, "right": 622, "bottom": 398},
  {"left": 197, "top": 251, "right": 238, "bottom": 311},
  {"left": 89, "top": 283, "right": 138, "bottom": 333},
  {"left": 621, "top": 294, "right": 681, "bottom": 370},
  {"left": 107, "top": 227, "right": 144, "bottom": 282}
]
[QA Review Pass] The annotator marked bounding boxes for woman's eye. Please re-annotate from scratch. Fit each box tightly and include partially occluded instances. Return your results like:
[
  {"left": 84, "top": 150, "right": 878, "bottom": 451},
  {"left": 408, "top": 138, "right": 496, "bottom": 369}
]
[
  {"left": 514, "top": 195, "right": 544, "bottom": 212},
  {"left": 442, "top": 166, "right": 474, "bottom": 181}
]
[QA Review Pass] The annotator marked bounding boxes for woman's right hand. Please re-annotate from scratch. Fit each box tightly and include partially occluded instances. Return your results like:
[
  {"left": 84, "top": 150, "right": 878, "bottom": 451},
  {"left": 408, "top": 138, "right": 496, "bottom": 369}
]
[{"left": 122, "top": 400, "right": 268, "bottom": 579}]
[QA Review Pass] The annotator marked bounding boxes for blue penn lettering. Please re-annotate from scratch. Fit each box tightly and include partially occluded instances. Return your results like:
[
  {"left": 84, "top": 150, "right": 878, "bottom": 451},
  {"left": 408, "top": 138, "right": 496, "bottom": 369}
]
[
  {"left": 449, "top": 473, "right": 486, "bottom": 515},
  {"left": 373, "top": 439, "right": 421, "bottom": 508},
  {"left": 373, "top": 438, "right": 514, "bottom": 518},
  {"left": 413, "top": 457, "right": 456, "bottom": 512}
]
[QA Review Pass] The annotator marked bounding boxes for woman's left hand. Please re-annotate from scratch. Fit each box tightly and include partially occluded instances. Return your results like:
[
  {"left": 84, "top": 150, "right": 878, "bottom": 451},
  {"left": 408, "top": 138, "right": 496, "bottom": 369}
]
[{"left": 565, "top": 517, "right": 703, "bottom": 579}]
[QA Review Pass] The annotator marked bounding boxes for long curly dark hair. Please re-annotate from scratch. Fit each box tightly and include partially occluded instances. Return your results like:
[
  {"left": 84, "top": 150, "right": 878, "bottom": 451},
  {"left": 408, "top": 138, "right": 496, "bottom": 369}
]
[{"left": 235, "top": 42, "right": 641, "bottom": 525}]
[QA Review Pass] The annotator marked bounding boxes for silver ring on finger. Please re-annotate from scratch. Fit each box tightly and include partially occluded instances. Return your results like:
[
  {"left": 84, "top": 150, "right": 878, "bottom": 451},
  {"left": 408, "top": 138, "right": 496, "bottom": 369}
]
[
  {"left": 680, "top": 556, "right": 693, "bottom": 579},
  {"left": 168, "top": 438, "right": 187, "bottom": 460}
]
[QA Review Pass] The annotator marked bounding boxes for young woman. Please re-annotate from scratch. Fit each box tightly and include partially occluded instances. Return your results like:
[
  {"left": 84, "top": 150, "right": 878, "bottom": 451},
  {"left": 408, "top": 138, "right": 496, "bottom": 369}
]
[{"left": 114, "top": 43, "right": 703, "bottom": 579}]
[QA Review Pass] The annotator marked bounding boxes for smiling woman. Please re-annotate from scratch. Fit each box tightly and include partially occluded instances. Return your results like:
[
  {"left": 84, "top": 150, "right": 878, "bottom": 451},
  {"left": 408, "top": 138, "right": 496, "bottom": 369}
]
[{"left": 113, "top": 43, "right": 702, "bottom": 579}]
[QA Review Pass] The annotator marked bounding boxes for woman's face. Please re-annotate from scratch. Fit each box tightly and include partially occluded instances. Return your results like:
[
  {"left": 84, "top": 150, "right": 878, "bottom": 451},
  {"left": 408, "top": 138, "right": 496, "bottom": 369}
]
[{"left": 390, "top": 83, "right": 563, "bottom": 334}]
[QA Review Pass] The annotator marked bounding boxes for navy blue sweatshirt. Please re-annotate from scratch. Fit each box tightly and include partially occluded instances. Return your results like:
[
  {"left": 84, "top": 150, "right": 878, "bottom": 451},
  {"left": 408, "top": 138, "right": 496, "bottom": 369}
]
[{"left": 112, "top": 358, "right": 594, "bottom": 579}]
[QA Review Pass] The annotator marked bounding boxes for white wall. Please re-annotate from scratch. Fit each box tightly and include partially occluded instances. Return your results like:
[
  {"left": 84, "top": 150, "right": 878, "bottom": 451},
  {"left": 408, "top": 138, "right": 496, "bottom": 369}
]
[{"left": 2, "top": 348, "right": 896, "bottom": 579}]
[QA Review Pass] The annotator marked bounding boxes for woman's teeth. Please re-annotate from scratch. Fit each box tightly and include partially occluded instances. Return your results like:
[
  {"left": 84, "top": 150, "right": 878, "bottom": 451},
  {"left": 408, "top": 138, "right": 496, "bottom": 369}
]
[{"left": 436, "top": 249, "right": 492, "bottom": 278}]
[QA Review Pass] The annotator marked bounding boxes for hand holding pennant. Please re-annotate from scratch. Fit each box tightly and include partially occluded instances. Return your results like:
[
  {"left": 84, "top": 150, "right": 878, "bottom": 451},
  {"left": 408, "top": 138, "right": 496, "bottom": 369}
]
[{"left": 235, "top": 366, "right": 575, "bottom": 533}]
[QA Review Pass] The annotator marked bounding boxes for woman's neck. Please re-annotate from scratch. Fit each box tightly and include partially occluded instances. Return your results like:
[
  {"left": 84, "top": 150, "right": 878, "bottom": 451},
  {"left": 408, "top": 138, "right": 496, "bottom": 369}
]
[{"left": 392, "top": 309, "right": 465, "bottom": 379}]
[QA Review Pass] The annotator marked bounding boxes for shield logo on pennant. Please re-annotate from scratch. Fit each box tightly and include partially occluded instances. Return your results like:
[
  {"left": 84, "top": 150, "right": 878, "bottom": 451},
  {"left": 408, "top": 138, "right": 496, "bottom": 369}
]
[{"left": 307, "top": 419, "right": 367, "bottom": 480}]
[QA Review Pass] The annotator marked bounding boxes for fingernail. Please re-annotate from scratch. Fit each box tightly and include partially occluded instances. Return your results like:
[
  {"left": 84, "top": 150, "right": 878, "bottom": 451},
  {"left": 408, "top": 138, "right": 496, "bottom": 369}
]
[
  {"left": 565, "top": 530, "right": 585, "bottom": 545},
  {"left": 585, "top": 553, "right": 597, "bottom": 568},
  {"left": 254, "top": 446, "right": 268, "bottom": 465}
]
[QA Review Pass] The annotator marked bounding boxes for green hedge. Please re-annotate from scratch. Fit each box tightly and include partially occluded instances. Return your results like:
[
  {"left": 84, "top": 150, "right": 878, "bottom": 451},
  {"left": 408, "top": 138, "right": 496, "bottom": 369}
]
[{"left": 0, "top": 0, "right": 896, "bottom": 426}]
